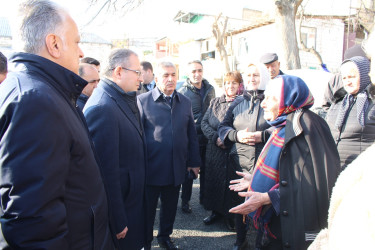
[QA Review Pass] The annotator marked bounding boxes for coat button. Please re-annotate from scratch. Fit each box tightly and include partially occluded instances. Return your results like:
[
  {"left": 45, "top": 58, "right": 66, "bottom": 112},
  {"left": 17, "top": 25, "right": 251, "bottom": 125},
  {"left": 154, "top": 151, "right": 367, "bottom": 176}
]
[
  {"left": 282, "top": 210, "right": 288, "bottom": 216},
  {"left": 284, "top": 242, "right": 291, "bottom": 248},
  {"left": 281, "top": 180, "right": 288, "bottom": 186}
]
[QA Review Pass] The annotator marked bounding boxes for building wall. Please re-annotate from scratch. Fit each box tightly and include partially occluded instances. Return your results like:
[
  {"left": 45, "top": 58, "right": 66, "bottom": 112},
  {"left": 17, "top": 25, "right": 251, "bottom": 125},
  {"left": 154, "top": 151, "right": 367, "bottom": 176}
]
[
  {"left": 296, "top": 18, "right": 345, "bottom": 73},
  {"left": 230, "top": 19, "right": 345, "bottom": 73}
]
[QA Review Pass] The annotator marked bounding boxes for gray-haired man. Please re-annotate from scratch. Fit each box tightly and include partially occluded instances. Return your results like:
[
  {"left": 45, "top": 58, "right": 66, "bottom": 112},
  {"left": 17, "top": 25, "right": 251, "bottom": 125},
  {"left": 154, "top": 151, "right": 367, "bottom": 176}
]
[{"left": 0, "top": 0, "right": 114, "bottom": 249}]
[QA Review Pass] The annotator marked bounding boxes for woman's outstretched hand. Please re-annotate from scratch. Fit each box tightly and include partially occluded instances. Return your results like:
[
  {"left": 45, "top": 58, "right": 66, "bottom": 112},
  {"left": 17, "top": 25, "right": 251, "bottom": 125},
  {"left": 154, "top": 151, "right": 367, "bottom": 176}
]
[{"left": 229, "top": 171, "right": 252, "bottom": 192}]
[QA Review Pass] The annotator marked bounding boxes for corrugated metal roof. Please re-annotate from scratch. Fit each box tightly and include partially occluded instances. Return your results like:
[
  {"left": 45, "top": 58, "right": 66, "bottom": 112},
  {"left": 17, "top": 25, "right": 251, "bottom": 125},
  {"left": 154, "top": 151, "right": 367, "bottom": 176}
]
[
  {"left": 0, "top": 17, "right": 12, "bottom": 38},
  {"left": 80, "top": 32, "right": 112, "bottom": 45}
]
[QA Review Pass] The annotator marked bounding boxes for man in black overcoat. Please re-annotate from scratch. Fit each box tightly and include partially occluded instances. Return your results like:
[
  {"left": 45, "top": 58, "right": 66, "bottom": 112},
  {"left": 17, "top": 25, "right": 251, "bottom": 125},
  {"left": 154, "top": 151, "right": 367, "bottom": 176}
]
[{"left": 84, "top": 48, "right": 147, "bottom": 250}]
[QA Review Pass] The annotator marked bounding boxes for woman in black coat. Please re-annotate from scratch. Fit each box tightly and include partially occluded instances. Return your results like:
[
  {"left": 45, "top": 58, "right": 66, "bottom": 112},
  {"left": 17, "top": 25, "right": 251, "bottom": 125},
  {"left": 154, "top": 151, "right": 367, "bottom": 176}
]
[
  {"left": 201, "top": 71, "right": 244, "bottom": 228},
  {"left": 326, "top": 56, "right": 375, "bottom": 169},
  {"left": 229, "top": 75, "right": 340, "bottom": 250},
  {"left": 218, "top": 63, "right": 271, "bottom": 250}
]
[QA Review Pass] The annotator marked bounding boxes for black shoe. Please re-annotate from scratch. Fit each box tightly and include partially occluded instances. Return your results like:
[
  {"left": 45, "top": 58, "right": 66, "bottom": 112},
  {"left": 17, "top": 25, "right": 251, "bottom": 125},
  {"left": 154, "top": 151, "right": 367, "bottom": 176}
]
[
  {"left": 203, "top": 212, "right": 221, "bottom": 225},
  {"left": 181, "top": 201, "right": 192, "bottom": 213},
  {"left": 158, "top": 239, "right": 178, "bottom": 249},
  {"left": 233, "top": 240, "right": 248, "bottom": 250},
  {"left": 225, "top": 217, "right": 235, "bottom": 231}
]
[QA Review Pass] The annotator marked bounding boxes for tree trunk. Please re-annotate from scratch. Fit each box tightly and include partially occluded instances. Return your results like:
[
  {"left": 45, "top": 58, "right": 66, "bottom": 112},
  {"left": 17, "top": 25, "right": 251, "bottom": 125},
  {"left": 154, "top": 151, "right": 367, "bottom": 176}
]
[
  {"left": 274, "top": 0, "right": 301, "bottom": 69},
  {"left": 212, "top": 14, "right": 231, "bottom": 73}
]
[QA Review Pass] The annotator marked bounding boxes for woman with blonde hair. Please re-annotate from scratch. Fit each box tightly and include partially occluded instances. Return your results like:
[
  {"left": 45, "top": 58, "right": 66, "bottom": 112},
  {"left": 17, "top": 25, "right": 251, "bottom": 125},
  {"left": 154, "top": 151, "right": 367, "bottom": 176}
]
[{"left": 218, "top": 63, "right": 271, "bottom": 249}]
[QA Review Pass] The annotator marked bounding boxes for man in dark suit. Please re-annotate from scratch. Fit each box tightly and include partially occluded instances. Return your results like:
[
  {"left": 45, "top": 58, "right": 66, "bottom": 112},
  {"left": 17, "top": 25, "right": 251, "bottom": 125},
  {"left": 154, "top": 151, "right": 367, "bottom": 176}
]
[
  {"left": 137, "top": 61, "right": 156, "bottom": 95},
  {"left": 84, "top": 49, "right": 147, "bottom": 250},
  {"left": 0, "top": 0, "right": 114, "bottom": 249},
  {"left": 77, "top": 63, "right": 100, "bottom": 110},
  {"left": 138, "top": 61, "right": 201, "bottom": 250}
]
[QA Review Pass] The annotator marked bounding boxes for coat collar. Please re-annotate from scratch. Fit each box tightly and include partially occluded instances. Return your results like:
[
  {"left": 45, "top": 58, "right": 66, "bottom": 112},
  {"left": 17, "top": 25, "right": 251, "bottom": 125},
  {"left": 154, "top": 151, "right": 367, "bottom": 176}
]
[
  {"left": 284, "top": 109, "right": 304, "bottom": 145},
  {"left": 9, "top": 52, "right": 87, "bottom": 103},
  {"left": 100, "top": 78, "right": 143, "bottom": 136},
  {"left": 243, "top": 90, "right": 265, "bottom": 101},
  {"left": 182, "top": 78, "right": 212, "bottom": 93},
  {"left": 79, "top": 93, "right": 89, "bottom": 102},
  {"left": 151, "top": 86, "right": 180, "bottom": 103}
]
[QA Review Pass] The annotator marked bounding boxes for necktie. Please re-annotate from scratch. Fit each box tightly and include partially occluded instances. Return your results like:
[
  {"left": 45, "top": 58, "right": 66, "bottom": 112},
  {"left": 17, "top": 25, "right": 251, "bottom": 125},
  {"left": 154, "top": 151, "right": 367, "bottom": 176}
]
[{"left": 165, "top": 96, "right": 172, "bottom": 107}]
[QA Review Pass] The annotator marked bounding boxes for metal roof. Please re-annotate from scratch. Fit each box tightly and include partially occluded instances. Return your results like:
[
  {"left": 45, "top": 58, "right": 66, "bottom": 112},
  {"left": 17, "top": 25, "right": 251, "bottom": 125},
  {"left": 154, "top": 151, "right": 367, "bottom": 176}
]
[{"left": 80, "top": 32, "right": 112, "bottom": 45}]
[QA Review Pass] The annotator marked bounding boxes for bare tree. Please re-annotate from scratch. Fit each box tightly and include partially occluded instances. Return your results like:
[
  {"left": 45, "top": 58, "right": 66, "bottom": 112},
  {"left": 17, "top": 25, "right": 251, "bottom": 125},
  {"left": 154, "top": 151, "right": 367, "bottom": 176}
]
[
  {"left": 85, "top": 0, "right": 144, "bottom": 27},
  {"left": 274, "top": 0, "right": 303, "bottom": 69},
  {"left": 297, "top": 7, "right": 324, "bottom": 66},
  {"left": 212, "top": 13, "right": 231, "bottom": 72}
]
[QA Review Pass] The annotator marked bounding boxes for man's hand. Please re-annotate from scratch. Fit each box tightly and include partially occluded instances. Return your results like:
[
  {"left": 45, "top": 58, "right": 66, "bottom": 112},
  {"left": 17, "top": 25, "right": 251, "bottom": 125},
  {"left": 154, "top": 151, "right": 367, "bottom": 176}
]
[
  {"left": 236, "top": 129, "right": 262, "bottom": 145},
  {"left": 116, "top": 227, "right": 128, "bottom": 239},
  {"left": 187, "top": 167, "right": 200, "bottom": 177},
  {"left": 229, "top": 191, "right": 271, "bottom": 215},
  {"left": 229, "top": 171, "right": 252, "bottom": 192}
]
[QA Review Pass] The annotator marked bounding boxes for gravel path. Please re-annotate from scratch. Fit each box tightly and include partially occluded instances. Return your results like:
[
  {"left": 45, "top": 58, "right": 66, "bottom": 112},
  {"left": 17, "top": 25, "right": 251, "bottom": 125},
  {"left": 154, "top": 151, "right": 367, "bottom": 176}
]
[{"left": 149, "top": 180, "right": 257, "bottom": 250}]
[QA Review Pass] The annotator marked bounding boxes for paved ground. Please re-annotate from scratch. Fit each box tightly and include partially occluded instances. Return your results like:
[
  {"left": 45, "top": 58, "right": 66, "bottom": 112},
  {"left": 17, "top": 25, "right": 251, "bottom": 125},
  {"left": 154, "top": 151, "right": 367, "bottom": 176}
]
[{"left": 149, "top": 180, "right": 257, "bottom": 250}]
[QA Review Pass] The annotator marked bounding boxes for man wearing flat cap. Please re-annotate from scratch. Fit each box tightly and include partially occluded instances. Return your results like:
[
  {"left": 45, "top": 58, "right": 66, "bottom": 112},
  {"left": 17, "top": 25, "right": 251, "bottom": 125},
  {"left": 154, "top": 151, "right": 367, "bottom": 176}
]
[{"left": 260, "top": 52, "right": 285, "bottom": 79}]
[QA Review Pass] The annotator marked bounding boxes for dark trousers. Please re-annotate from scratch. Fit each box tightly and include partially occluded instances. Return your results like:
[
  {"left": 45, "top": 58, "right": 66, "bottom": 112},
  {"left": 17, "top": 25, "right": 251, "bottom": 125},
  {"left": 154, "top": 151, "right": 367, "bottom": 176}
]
[
  {"left": 256, "top": 215, "right": 283, "bottom": 250},
  {"left": 235, "top": 213, "right": 248, "bottom": 245},
  {"left": 181, "top": 145, "right": 206, "bottom": 202},
  {"left": 145, "top": 184, "right": 181, "bottom": 244}
]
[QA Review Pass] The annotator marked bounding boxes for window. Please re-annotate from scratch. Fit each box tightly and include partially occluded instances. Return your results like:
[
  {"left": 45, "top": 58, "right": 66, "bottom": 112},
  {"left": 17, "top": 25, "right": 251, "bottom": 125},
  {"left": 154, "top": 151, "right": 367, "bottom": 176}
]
[
  {"left": 238, "top": 37, "right": 248, "bottom": 56},
  {"left": 301, "top": 26, "right": 317, "bottom": 49}
]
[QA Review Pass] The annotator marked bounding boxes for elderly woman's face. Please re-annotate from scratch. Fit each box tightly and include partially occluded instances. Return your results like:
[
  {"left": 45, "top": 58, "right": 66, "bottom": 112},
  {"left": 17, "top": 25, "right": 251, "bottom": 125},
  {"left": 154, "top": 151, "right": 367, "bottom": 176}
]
[
  {"left": 341, "top": 62, "right": 360, "bottom": 95},
  {"left": 261, "top": 80, "right": 281, "bottom": 121},
  {"left": 224, "top": 80, "right": 240, "bottom": 97},
  {"left": 245, "top": 65, "right": 261, "bottom": 90}
]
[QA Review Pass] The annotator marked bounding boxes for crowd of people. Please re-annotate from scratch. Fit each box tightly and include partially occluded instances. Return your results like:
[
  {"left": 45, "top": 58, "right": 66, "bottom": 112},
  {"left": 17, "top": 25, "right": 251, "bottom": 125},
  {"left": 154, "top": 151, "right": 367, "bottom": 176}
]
[{"left": 0, "top": 0, "right": 375, "bottom": 250}]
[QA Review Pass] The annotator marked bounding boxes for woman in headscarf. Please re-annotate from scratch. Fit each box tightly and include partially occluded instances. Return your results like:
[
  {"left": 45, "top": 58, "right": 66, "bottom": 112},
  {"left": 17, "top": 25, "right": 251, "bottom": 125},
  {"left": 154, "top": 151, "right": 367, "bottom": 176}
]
[
  {"left": 218, "top": 63, "right": 271, "bottom": 250},
  {"left": 309, "top": 32, "right": 375, "bottom": 250},
  {"left": 229, "top": 75, "right": 340, "bottom": 250},
  {"left": 201, "top": 71, "right": 244, "bottom": 229},
  {"left": 325, "top": 56, "right": 375, "bottom": 169}
]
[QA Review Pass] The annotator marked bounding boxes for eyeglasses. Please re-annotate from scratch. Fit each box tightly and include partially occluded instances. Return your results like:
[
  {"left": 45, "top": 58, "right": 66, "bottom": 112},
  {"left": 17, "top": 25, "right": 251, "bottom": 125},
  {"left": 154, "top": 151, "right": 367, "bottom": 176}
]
[{"left": 120, "top": 67, "right": 142, "bottom": 78}]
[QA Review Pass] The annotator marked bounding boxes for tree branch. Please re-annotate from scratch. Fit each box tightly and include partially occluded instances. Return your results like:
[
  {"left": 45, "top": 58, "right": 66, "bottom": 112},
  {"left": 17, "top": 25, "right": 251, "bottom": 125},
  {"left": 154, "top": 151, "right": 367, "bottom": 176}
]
[
  {"left": 84, "top": 0, "right": 111, "bottom": 27},
  {"left": 298, "top": 7, "right": 323, "bottom": 64}
]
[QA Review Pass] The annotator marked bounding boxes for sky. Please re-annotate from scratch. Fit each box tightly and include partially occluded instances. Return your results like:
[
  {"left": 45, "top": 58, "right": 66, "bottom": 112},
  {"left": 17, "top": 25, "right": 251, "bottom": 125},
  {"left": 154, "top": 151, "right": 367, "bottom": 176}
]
[
  {"left": 0, "top": 0, "right": 357, "bottom": 41},
  {"left": 0, "top": 0, "right": 273, "bottom": 41}
]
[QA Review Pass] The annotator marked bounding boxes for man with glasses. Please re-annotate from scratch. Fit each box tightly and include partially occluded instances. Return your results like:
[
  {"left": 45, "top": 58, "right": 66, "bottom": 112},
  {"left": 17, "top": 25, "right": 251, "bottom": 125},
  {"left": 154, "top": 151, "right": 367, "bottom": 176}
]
[
  {"left": 138, "top": 61, "right": 200, "bottom": 250},
  {"left": 84, "top": 49, "right": 147, "bottom": 250},
  {"left": 77, "top": 63, "right": 100, "bottom": 110}
]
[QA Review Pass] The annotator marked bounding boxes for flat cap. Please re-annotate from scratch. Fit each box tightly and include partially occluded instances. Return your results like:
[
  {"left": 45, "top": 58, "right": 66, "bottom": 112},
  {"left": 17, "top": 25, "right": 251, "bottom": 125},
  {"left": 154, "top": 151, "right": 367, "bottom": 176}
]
[{"left": 260, "top": 53, "right": 278, "bottom": 64}]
